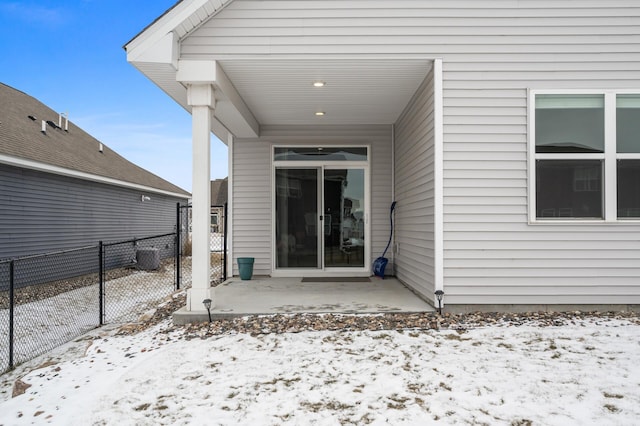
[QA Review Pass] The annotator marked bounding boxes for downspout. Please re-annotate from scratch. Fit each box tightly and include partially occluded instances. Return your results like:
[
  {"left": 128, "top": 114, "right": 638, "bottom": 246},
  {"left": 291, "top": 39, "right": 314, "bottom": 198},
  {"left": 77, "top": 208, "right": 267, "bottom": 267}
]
[
  {"left": 391, "top": 124, "right": 395, "bottom": 206},
  {"left": 391, "top": 124, "right": 396, "bottom": 275}
]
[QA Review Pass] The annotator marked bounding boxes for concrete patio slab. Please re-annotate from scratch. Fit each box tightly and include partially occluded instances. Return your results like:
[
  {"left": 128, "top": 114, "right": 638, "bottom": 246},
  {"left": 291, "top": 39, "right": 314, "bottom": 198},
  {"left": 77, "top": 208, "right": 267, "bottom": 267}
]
[{"left": 174, "top": 277, "right": 435, "bottom": 324}]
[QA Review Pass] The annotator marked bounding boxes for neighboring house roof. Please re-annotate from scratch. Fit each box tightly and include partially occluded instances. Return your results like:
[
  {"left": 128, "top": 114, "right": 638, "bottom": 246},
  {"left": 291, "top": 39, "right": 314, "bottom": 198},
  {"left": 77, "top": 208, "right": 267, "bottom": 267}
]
[
  {"left": 210, "top": 177, "right": 228, "bottom": 205},
  {"left": 0, "top": 83, "right": 189, "bottom": 197}
]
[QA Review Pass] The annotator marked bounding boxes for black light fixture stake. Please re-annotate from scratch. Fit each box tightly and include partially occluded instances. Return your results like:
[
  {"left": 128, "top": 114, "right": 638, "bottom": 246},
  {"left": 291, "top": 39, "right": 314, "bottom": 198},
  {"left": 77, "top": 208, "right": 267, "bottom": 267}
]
[
  {"left": 203, "top": 298, "right": 212, "bottom": 323},
  {"left": 434, "top": 290, "right": 444, "bottom": 315}
]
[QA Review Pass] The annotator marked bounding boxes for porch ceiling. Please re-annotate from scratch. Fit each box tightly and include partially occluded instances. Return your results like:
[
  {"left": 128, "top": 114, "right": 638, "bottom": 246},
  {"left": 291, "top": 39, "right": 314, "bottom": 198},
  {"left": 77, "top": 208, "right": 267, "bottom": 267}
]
[
  {"left": 125, "top": 1, "right": 433, "bottom": 139},
  {"left": 218, "top": 58, "right": 433, "bottom": 128}
]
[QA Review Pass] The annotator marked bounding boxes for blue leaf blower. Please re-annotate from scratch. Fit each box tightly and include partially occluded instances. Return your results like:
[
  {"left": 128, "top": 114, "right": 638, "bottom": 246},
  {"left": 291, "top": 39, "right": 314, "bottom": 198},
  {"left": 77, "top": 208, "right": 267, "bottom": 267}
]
[{"left": 373, "top": 201, "right": 396, "bottom": 278}]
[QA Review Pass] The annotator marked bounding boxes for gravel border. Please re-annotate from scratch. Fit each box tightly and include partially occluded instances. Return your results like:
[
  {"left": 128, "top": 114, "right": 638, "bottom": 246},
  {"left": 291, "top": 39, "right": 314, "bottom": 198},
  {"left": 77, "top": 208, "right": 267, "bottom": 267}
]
[{"left": 117, "top": 289, "right": 640, "bottom": 338}]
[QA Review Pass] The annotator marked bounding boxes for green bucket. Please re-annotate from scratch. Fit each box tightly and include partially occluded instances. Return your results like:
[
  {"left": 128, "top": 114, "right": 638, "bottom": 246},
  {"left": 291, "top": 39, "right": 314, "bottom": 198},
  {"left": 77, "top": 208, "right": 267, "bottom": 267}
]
[{"left": 237, "top": 257, "right": 255, "bottom": 280}]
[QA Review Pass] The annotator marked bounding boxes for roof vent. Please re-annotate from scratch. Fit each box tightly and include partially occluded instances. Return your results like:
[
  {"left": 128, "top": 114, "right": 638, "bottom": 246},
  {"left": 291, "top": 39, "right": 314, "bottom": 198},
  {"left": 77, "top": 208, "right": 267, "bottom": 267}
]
[
  {"left": 28, "top": 115, "right": 37, "bottom": 121},
  {"left": 41, "top": 120, "right": 46, "bottom": 134},
  {"left": 99, "top": 143, "right": 103, "bottom": 153},
  {"left": 59, "top": 112, "right": 69, "bottom": 132},
  {"left": 46, "top": 120, "right": 61, "bottom": 130}
]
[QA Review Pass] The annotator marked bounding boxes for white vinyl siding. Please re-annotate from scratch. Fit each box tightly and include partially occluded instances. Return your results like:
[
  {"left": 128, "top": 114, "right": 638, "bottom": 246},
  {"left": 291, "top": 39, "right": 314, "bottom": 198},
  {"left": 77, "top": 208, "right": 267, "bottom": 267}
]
[
  {"left": 231, "top": 138, "right": 272, "bottom": 276},
  {"left": 201, "top": 0, "right": 640, "bottom": 304},
  {"left": 232, "top": 125, "right": 392, "bottom": 276},
  {"left": 394, "top": 70, "right": 436, "bottom": 301}
]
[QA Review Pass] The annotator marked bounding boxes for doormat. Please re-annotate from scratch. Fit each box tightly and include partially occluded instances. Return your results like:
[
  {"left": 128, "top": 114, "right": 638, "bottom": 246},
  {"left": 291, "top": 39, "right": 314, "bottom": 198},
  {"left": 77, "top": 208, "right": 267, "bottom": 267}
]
[{"left": 301, "top": 277, "right": 371, "bottom": 283}]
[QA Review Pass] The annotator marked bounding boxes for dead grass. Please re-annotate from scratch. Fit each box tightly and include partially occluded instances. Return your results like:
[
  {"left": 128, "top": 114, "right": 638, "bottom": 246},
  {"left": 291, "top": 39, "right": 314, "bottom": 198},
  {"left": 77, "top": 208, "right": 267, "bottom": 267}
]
[
  {"left": 183, "top": 239, "right": 192, "bottom": 256},
  {"left": 211, "top": 252, "right": 223, "bottom": 264}
]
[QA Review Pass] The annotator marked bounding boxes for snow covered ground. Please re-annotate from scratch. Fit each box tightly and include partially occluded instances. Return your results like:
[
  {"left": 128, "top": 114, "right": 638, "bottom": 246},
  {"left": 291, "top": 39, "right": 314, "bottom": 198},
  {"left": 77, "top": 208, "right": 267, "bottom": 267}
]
[{"left": 0, "top": 315, "right": 638, "bottom": 425}]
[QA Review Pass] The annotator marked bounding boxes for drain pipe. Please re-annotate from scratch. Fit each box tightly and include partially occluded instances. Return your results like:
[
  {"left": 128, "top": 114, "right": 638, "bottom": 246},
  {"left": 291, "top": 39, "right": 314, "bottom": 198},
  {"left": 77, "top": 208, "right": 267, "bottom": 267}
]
[
  {"left": 391, "top": 124, "right": 396, "bottom": 275},
  {"left": 391, "top": 124, "right": 395, "bottom": 206}
]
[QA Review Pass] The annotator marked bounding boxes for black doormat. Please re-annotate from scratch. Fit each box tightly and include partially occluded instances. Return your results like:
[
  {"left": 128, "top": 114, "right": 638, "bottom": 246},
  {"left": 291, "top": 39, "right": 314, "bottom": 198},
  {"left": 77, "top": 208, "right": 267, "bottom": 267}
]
[{"left": 301, "top": 277, "right": 371, "bottom": 283}]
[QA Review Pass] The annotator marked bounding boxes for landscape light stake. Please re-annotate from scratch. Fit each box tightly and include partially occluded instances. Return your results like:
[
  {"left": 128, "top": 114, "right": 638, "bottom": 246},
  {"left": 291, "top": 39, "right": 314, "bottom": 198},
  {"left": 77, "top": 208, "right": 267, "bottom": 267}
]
[
  {"left": 203, "top": 298, "right": 212, "bottom": 323},
  {"left": 434, "top": 290, "right": 444, "bottom": 315}
]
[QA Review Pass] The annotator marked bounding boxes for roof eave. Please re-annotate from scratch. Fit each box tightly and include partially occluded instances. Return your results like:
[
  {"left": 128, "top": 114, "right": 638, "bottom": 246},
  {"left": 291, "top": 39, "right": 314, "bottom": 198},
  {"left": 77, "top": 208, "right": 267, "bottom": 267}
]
[
  {"left": 0, "top": 154, "right": 190, "bottom": 199},
  {"left": 125, "top": 0, "right": 238, "bottom": 142}
]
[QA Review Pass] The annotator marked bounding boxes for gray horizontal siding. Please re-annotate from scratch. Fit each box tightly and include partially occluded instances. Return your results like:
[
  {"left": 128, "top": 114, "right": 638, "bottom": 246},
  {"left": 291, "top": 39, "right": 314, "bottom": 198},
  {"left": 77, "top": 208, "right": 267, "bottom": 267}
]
[
  {"left": 187, "top": 0, "right": 640, "bottom": 304},
  {"left": 0, "top": 164, "right": 187, "bottom": 260}
]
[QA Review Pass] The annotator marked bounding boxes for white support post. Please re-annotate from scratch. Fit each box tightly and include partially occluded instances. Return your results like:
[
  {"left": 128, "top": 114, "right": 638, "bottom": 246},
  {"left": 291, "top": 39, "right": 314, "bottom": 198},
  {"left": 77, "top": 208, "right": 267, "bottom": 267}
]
[
  {"left": 226, "top": 132, "right": 234, "bottom": 278},
  {"left": 186, "top": 84, "right": 215, "bottom": 311}
]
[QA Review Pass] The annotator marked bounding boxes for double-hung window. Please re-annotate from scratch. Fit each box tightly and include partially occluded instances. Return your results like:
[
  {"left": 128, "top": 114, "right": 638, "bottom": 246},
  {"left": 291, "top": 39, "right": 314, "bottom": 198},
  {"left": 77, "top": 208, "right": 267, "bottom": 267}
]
[{"left": 530, "top": 91, "right": 640, "bottom": 222}]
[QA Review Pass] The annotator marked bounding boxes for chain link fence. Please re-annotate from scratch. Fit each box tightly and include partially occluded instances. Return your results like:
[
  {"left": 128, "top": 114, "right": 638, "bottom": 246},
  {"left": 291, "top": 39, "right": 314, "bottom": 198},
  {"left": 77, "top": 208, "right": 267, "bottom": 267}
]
[
  {"left": 101, "top": 234, "right": 177, "bottom": 324},
  {"left": 1, "top": 232, "right": 182, "bottom": 375},
  {"left": 1, "top": 203, "right": 228, "bottom": 374},
  {"left": 177, "top": 203, "right": 227, "bottom": 287},
  {"left": 0, "top": 260, "right": 10, "bottom": 374},
  {"left": 1, "top": 246, "right": 100, "bottom": 374}
]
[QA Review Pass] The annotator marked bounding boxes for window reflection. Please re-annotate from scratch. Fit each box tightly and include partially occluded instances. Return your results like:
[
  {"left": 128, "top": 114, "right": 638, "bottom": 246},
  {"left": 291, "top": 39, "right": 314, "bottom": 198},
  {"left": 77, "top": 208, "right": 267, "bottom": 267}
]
[{"left": 274, "top": 147, "right": 367, "bottom": 161}]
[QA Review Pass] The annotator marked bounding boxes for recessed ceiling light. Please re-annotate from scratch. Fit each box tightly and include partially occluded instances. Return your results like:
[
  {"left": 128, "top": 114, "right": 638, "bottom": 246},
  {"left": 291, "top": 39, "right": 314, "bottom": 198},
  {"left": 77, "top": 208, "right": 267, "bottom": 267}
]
[
  {"left": 315, "top": 111, "right": 325, "bottom": 116},
  {"left": 312, "top": 81, "right": 326, "bottom": 87}
]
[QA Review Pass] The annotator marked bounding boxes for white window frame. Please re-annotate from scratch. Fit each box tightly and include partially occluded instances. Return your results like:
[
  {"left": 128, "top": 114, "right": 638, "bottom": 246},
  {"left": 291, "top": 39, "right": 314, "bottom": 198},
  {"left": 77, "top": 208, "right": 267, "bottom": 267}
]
[{"left": 528, "top": 89, "right": 640, "bottom": 224}]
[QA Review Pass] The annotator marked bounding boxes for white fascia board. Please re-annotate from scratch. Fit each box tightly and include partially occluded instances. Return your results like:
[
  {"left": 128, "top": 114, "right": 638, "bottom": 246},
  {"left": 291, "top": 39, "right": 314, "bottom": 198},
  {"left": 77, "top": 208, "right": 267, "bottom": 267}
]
[
  {"left": 125, "top": 0, "right": 222, "bottom": 56},
  {"left": 0, "top": 154, "right": 190, "bottom": 199},
  {"left": 127, "top": 31, "right": 178, "bottom": 67}
]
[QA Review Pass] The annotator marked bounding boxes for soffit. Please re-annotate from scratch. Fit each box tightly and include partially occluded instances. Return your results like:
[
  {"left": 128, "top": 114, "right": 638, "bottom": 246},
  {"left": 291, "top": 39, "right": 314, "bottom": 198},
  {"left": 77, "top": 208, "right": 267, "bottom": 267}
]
[
  {"left": 218, "top": 58, "right": 432, "bottom": 127},
  {"left": 127, "top": 0, "right": 433, "bottom": 134}
]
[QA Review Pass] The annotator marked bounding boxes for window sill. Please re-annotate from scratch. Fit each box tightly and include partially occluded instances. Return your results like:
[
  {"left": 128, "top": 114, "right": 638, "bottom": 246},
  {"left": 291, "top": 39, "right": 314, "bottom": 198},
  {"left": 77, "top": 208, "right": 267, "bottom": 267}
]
[{"left": 529, "top": 218, "right": 640, "bottom": 225}]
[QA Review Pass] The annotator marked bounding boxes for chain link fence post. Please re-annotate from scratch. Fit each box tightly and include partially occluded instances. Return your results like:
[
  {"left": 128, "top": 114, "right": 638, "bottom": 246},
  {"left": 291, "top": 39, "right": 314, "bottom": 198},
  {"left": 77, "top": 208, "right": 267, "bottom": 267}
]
[
  {"left": 223, "top": 202, "right": 228, "bottom": 281},
  {"left": 99, "top": 241, "right": 104, "bottom": 326},
  {"left": 176, "top": 202, "right": 181, "bottom": 290},
  {"left": 9, "top": 260, "right": 15, "bottom": 370}
]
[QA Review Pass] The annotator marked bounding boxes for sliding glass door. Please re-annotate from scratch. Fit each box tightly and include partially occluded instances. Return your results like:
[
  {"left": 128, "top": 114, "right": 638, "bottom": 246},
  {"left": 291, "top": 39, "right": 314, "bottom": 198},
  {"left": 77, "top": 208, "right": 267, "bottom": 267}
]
[
  {"left": 323, "top": 168, "right": 365, "bottom": 268},
  {"left": 274, "top": 146, "right": 369, "bottom": 272},
  {"left": 275, "top": 168, "right": 319, "bottom": 268},
  {"left": 275, "top": 165, "right": 366, "bottom": 270}
]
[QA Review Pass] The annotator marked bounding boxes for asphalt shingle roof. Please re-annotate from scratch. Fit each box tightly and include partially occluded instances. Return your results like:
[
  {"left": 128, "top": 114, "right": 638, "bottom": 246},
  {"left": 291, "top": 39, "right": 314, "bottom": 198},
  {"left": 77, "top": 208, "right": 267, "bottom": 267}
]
[
  {"left": 210, "top": 177, "right": 228, "bottom": 205},
  {"left": 0, "top": 83, "right": 189, "bottom": 196}
]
